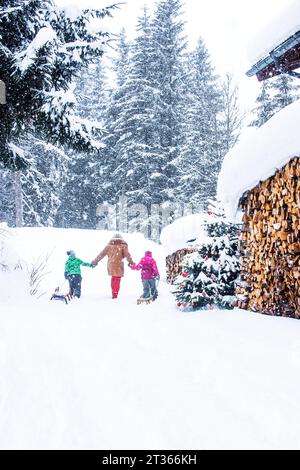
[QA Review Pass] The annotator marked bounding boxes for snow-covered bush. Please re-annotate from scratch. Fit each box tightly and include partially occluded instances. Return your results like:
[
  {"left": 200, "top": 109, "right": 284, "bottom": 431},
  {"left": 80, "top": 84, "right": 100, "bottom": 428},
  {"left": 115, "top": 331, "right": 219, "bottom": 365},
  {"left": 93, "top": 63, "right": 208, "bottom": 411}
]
[
  {"left": 0, "top": 223, "right": 22, "bottom": 271},
  {"left": 28, "top": 253, "right": 52, "bottom": 298},
  {"left": 0, "top": 224, "right": 30, "bottom": 302}
]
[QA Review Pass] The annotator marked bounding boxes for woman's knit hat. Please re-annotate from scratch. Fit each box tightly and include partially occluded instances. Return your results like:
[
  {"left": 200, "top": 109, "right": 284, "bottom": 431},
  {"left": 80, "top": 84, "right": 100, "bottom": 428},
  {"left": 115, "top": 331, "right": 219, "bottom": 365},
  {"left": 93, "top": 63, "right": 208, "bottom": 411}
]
[{"left": 112, "top": 233, "right": 123, "bottom": 240}]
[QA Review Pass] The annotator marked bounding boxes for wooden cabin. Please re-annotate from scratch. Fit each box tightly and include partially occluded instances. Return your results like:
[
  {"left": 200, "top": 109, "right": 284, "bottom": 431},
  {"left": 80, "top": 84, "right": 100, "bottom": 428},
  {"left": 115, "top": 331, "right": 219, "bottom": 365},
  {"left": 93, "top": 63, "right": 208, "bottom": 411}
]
[
  {"left": 235, "top": 12, "right": 300, "bottom": 317},
  {"left": 222, "top": 10, "right": 300, "bottom": 318}
]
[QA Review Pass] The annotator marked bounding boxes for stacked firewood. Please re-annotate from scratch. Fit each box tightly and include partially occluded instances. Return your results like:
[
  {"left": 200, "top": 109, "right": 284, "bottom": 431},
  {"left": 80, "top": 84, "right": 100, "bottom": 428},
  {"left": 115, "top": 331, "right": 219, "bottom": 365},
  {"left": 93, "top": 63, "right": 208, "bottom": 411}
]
[
  {"left": 166, "top": 247, "right": 197, "bottom": 284},
  {"left": 235, "top": 157, "right": 300, "bottom": 318}
]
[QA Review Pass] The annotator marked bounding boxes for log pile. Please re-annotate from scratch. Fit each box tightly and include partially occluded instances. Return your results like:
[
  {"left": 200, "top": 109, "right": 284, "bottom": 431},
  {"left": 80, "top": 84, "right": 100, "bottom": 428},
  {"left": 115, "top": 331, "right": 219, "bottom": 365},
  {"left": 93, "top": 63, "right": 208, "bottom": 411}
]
[
  {"left": 235, "top": 157, "right": 300, "bottom": 318},
  {"left": 166, "top": 247, "right": 197, "bottom": 284}
]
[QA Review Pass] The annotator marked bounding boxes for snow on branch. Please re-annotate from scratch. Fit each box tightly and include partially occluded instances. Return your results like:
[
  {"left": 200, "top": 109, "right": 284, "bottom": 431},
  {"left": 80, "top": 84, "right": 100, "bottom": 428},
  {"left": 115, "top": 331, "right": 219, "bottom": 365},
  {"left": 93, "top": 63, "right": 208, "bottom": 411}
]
[
  {"left": 29, "top": 136, "right": 71, "bottom": 161},
  {"left": 0, "top": 2, "right": 30, "bottom": 17},
  {"left": 63, "top": 38, "right": 108, "bottom": 56},
  {"left": 8, "top": 143, "right": 30, "bottom": 167},
  {"left": 39, "top": 87, "right": 106, "bottom": 150},
  {"left": 76, "top": 116, "right": 105, "bottom": 132},
  {"left": 59, "top": 3, "right": 121, "bottom": 22},
  {"left": 42, "top": 88, "right": 77, "bottom": 113},
  {"left": 0, "top": 43, "right": 13, "bottom": 59},
  {"left": 16, "top": 27, "right": 57, "bottom": 73},
  {"left": 68, "top": 115, "right": 106, "bottom": 149}
]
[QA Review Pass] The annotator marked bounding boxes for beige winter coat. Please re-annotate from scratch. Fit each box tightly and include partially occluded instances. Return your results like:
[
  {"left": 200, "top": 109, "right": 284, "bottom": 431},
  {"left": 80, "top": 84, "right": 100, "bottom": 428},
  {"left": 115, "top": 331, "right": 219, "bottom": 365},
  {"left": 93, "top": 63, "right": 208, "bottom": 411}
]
[{"left": 92, "top": 238, "right": 133, "bottom": 277}]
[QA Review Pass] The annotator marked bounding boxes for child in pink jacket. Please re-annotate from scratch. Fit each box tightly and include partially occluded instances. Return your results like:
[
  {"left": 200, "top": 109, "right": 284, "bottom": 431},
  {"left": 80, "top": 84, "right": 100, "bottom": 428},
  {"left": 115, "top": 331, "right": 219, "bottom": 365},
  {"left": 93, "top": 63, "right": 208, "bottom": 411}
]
[{"left": 131, "top": 251, "right": 160, "bottom": 300}]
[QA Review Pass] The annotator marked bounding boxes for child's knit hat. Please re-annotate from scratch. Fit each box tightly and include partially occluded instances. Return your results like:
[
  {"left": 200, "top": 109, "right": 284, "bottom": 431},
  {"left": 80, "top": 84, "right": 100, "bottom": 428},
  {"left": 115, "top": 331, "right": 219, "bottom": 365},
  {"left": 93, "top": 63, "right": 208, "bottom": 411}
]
[{"left": 67, "top": 250, "right": 76, "bottom": 257}]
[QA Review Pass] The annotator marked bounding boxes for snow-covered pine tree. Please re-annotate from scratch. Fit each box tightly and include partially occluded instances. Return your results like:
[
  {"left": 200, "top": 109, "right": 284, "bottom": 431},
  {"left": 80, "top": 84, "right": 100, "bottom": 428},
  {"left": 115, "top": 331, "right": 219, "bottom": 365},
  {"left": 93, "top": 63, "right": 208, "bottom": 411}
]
[
  {"left": 0, "top": 0, "right": 115, "bottom": 226},
  {"left": 250, "top": 79, "right": 275, "bottom": 127},
  {"left": 177, "top": 37, "right": 222, "bottom": 209},
  {"left": 57, "top": 60, "right": 109, "bottom": 229},
  {"left": 0, "top": 0, "right": 116, "bottom": 168},
  {"left": 101, "top": 29, "right": 131, "bottom": 210},
  {"left": 149, "top": 0, "right": 187, "bottom": 205},
  {"left": 250, "top": 73, "right": 300, "bottom": 128},
  {"left": 103, "top": 10, "right": 168, "bottom": 237},
  {"left": 103, "top": 2, "right": 187, "bottom": 238},
  {"left": 21, "top": 140, "right": 68, "bottom": 227},
  {"left": 271, "top": 73, "right": 300, "bottom": 113},
  {"left": 173, "top": 202, "right": 240, "bottom": 310}
]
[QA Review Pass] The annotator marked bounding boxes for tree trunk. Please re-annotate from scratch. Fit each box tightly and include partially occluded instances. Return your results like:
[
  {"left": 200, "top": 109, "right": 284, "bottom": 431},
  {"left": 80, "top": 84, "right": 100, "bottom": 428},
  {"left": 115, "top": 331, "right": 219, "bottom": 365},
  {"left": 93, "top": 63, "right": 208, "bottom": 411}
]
[{"left": 14, "top": 170, "right": 23, "bottom": 227}]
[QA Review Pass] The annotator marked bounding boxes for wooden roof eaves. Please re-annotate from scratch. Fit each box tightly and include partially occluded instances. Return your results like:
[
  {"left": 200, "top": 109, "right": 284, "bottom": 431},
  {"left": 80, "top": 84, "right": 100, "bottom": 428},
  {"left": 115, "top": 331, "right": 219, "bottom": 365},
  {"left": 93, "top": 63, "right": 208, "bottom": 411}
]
[{"left": 246, "top": 29, "right": 300, "bottom": 79}]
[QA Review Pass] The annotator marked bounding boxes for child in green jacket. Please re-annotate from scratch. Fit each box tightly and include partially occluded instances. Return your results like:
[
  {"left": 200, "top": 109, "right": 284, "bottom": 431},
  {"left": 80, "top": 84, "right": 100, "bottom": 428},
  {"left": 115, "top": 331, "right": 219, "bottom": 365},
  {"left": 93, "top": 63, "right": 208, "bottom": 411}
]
[{"left": 64, "top": 250, "right": 92, "bottom": 298}]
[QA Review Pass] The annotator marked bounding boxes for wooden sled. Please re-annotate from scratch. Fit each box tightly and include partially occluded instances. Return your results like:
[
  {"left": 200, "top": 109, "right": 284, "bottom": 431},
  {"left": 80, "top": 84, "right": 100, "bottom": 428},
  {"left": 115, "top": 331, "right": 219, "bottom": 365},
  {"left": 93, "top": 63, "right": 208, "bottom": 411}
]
[{"left": 137, "top": 297, "right": 152, "bottom": 305}]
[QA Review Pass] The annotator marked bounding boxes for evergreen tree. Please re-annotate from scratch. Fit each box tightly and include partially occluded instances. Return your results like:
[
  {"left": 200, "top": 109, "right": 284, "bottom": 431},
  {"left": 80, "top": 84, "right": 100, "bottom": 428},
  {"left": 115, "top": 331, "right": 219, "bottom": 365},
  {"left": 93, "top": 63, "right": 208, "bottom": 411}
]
[
  {"left": 173, "top": 202, "right": 240, "bottom": 310},
  {"left": 57, "top": 61, "right": 109, "bottom": 229},
  {"left": 271, "top": 74, "right": 300, "bottom": 113},
  {"left": 0, "top": 0, "right": 115, "bottom": 226},
  {"left": 149, "top": 0, "right": 187, "bottom": 203},
  {"left": 251, "top": 74, "right": 299, "bottom": 128},
  {"left": 109, "top": 1, "right": 188, "bottom": 235},
  {"left": 101, "top": 29, "right": 131, "bottom": 209},
  {"left": 177, "top": 38, "right": 222, "bottom": 208},
  {"left": 0, "top": 0, "right": 116, "bottom": 169},
  {"left": 103, "top": 11, "right": 167, "bottom": 236},
  {"left": 250, "top": 80, "right": 276, "bottom": 127},
  {"left": 103, "top": 2, "right": 187, "bottom": 237},
  {"left": 22, "top": 141, "right": 68, "bottom": 226}
]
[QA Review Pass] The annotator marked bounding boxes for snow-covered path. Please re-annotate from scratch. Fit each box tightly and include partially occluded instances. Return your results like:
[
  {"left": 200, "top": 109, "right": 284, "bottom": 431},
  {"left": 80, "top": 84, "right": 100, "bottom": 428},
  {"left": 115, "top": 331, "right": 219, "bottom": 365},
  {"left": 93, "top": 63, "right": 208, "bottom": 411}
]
[
  {"left": 2, "top": 288, "right": 300, "bottom": 449},
  {"left": 1, "top": 228, "right": 300, "bottom": 449}
]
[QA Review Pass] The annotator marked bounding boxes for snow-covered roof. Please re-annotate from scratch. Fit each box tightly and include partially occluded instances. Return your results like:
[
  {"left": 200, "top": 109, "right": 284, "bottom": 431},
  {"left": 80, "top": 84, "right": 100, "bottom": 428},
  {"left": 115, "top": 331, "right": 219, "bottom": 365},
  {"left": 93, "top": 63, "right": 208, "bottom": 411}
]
[
  {"left": 247, "top": 0, "right": 300, "bottom": 67},
  {"left": 217, "top": 99, "right": 300, "bottom": 220}
]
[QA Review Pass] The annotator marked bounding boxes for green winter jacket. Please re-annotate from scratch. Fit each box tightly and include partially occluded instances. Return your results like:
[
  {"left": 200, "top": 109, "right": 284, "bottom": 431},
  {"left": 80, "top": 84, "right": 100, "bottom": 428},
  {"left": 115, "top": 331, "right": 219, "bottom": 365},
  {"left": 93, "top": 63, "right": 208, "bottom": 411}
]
[{"left": 65, "top": 256, "right": 92, "bottom": 276}]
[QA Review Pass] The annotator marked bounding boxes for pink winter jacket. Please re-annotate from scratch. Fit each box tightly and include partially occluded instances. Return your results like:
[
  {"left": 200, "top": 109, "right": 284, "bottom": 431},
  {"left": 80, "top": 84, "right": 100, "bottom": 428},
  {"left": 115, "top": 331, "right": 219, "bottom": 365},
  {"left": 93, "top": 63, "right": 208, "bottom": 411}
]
[{"left": 131, "top": 252, "right": 159, "bottom": 280}]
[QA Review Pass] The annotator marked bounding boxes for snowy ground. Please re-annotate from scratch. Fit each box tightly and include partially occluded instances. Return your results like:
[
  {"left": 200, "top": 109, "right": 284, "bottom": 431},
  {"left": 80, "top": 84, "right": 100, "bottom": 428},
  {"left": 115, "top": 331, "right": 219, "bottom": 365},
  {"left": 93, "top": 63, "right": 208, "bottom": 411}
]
[{"left": 1, "top": 228, "right": 300, "bottom": 450}]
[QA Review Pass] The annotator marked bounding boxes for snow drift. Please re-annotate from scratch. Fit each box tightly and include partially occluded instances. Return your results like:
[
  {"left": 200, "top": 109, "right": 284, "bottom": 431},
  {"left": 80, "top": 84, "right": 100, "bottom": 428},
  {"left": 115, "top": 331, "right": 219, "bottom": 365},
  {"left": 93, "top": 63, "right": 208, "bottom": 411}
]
[
  {"left": 160, "top": 214, "right": 208, "bottom": 255},
  {"left": 1, "top": 227, "right": 300, "bottom": 449}
]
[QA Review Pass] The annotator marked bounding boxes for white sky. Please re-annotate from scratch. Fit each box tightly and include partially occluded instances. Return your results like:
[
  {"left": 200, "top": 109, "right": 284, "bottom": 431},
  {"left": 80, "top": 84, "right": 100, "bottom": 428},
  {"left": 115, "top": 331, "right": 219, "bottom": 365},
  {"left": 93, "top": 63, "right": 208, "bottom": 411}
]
[{"left": 56, "top": 0, "right": 296, "bottom": 113}]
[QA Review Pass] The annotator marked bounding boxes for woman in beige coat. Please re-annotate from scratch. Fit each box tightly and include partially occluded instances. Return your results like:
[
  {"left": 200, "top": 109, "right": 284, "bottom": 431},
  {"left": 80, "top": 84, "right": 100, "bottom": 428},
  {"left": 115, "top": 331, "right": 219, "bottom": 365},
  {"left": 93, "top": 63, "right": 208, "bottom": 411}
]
[{"left": 92, "top": 233, "right": 134, "bottom": 298}]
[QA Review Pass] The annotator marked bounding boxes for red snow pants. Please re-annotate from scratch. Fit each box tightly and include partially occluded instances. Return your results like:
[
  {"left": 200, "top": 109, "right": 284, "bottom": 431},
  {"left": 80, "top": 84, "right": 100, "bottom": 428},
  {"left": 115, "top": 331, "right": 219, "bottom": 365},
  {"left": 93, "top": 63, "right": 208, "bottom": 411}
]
[{"left": 111, "top": 276, "right": 121, "bottom": 298}]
